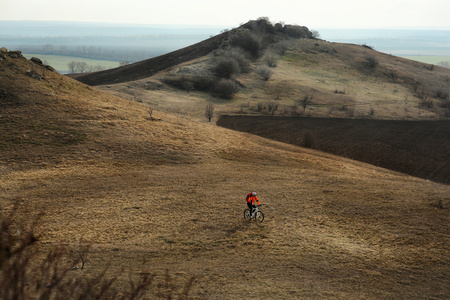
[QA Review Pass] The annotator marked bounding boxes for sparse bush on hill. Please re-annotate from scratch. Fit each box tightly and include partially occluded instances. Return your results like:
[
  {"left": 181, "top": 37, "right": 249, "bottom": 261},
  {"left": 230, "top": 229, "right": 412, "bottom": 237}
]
[
  {"left": 302, "top": 131, "right": 315, "bottom": 148},
  {"left": 231, "top": 30, "right": 263, "bottom": 59},
  {"left": 214, "top": 79, "right": 237, "bottom": 99},
  {"left": 273, "top": 40, "right": 292, "bottom": 55},
  {"left": 256, "top": 65, "right": 273, "bottom": 81},
  {"left": 419, "top": 99, "right": 434, "bottom": 110},
  {"left": 334, "top": 89, "right": 346, "bottom": 94},
  {"left": 361, "top": 44, "right": 374, "bottom": 50},
  {"left": 385, "top": 69, "right": 398, "bottom": 83},
  {"left": 212, "top": 56, "right": 241, "bottom": 79},
  {"left": 435, "top": 87, "right": 449, "bottom": 100},
  {"left": 311, "top": 30, "right": 321, "bottom": 39},
  {"left": 365, "top": 55, "right": 379, "bottom": 68},
  {"left": 162, "top": 74, "right": 215, "bottom": 92},
  {"left": 217, "top": 48, "right": 251, "bottom": 73},
  {"left": 282, "top": 25, "right": 312, "bottom": 38},
  {"left": 425, "top": 64, "right": 434, "bottom": 71},
  {"left": 263, "top": 52, "right": 279, "bottom": 67},
  {"left": 297, "top": 94, "right": 313, "bottom": 111}
]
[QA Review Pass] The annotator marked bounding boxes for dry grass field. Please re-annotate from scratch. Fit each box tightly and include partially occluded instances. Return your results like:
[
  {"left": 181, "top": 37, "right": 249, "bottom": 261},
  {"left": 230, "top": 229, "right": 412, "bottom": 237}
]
[
  {"left": 1, "top": 27, "right": 450, "bottom": 299},
  {"left": 89, "top": 38, "right": 450, "bottom": 122}
]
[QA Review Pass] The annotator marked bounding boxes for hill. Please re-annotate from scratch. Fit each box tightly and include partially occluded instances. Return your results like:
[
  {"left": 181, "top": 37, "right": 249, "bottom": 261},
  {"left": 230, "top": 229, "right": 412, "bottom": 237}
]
[
  {"left": 71, "top": 20, "right": 450, "bottom": 121},
  {"left": 1, "top": 39, "right": 450, "bottom": 298},
  {"left": 69, "top": 19, "right": 450, "bottom": 185}
]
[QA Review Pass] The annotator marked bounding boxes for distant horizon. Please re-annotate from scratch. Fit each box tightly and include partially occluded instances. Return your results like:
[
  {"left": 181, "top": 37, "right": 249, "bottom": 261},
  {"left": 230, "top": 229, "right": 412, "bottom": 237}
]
[
  {"left": 2, "top": 0, "right": 449, "bottom": 30},
  {"left": 0, "top": 20, "right": 450, "bottom": 31}
]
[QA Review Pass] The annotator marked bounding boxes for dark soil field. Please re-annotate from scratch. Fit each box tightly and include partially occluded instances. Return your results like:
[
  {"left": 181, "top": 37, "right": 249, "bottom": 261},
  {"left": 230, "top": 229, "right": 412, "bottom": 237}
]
[{"left": 217, "top": 116, "right": 450, "bottom": 184}]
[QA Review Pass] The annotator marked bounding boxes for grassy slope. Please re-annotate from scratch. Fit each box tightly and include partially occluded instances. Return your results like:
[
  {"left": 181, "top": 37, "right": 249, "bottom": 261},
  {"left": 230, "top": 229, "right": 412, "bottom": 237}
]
[
  {"left": 1, "top": 53, "right": 450, "bottom": 298},
  {"left": 96, "top": 38, "right": 450, "bottom": 122}
]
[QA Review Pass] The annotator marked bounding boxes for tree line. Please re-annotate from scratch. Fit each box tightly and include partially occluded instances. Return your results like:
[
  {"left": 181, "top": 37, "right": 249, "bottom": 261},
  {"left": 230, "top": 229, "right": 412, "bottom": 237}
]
[{"left": 17, "top": 44, "right": 161, "bottom": 62}]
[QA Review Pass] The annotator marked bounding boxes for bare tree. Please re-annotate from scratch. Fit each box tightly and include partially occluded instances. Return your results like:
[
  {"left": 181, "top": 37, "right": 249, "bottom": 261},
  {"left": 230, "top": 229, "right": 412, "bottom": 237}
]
[
  {"left": 68, "top": 61, "right": 76, "bottom": 73},
  {"left": 76, "top": 61, "right": 87, "bottom": 73},
  {"left": 297, "top": 94, "right": 313, "bottom": 111},
  {"left": 205, "top": 103, "right": 214, "bottom": 122},
  {"left": 311, "top": 30, "right": 321, "bottom": 39},
  {"left": 148, "top": 107, "right": 155, "bottom": 120}
]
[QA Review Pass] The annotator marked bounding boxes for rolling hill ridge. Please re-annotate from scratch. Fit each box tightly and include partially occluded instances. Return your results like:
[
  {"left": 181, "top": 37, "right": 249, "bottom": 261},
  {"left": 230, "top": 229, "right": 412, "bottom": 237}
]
[
  {"left": 69, "top": 19, "right": 450, "bottom": 185},
  {"left": 1, "top": 25, "right": 450, "bottom": 298}
]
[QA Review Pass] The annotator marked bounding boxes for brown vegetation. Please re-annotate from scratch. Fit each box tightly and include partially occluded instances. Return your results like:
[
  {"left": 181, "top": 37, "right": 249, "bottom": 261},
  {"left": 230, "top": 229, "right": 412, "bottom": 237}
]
[{"left": 1, "top": 25, "right": 450, "bottom": 299}]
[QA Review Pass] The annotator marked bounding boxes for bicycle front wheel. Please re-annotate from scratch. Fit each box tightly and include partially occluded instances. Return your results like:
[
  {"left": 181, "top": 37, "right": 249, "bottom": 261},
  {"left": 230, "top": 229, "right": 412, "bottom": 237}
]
[
  {"left": 255, "top": 211, "right": 264, "bottom": 222},
  {"left": 244, "top": 209, "right": 251, "bottom": 220}
]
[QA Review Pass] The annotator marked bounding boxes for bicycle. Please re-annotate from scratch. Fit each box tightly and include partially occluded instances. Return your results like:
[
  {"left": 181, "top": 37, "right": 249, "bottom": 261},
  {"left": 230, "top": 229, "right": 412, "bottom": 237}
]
[{"left": 244, "top": 205, "right": 264, "bottom": 223}]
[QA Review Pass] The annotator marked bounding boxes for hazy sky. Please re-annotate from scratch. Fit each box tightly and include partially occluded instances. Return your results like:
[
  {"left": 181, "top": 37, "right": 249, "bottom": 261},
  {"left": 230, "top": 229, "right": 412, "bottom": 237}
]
[{"left": 1, "top": 0, "right": 450, "bottom": 29}]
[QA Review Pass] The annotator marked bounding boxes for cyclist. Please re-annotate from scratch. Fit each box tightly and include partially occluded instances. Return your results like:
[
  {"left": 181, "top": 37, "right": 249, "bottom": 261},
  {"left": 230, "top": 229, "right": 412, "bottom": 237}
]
[{"left": 246, "top": 192, "right": 261, "bottom": 218}]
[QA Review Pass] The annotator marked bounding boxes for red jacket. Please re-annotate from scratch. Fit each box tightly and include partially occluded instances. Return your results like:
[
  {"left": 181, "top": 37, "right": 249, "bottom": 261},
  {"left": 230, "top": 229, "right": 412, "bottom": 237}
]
[{"left": 246, "top": 193, "right": 261, "bottom": 205}]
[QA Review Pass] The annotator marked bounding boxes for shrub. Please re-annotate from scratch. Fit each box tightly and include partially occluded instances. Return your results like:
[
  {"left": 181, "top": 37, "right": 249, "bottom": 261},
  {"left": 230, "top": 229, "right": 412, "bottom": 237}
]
[
  {"left": 256, "top": 65, "right": 273, "bottom": 81},
  {"left": 212, "top": 48, "right": 251, "bottom": 76},
  {"left": 212, "top": 56, "right": 240, "bottom": 79},
  {"left": 297, "top": 94, "right": 313, "bottom": 111},
  {"left": 274, "top": 40, "right": 291, "bottom": 55},
  {"left": 419, "top": 99, "right": 434, "bottom": 109},
  {"left": 263, "top": 52, "right": 279, "bottom": 67},
  {"left": 385, "top": 69, "right": 398, "bottom": 82},
  {"left": 231, "top": 31, "right": 263, "bottom": 59},
  {"left": 311, "top": 30, "right": 321, "bottom": 39},
  {"left": 435, "top": 88, "right": 449, "bottom": 100},
  {"left": 268, "top": 102, "right": 278, "bottom": 115},
  {"left": 365, "top": 55, "right": 379, "bottom": 68},
  {"left": 162, "top": 74, "right": 215, "bottom": 92},
  {"left": 215, "top": 79, "right": 236, "bottom": 99},
  {"left": 283, "top": 25, "right": 312, "bottom": 38},
  {"left": 225, "top": 48, "right": 251, "bottom": 73},
  {"left": 302, "top": 131, "right": 315, "bottom": 148},
  {"left": 334, "top": 89, "right": 346, "bottom": 94},
  {"left": 362, "top": 44, "right": 374, "bottom": 50}
]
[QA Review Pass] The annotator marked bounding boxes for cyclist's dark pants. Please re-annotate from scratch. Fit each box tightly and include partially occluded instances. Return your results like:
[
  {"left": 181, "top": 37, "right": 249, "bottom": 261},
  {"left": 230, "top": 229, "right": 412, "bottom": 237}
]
[{"left": 247, "top": 202, "right": 253, "bottom": 216}]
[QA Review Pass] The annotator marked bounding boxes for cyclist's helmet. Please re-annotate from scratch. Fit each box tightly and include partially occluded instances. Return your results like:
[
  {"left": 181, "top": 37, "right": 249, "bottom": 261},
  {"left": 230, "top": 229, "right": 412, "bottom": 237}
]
[{"left": 252, "top": 192, "right": 257, "bottom": 196}]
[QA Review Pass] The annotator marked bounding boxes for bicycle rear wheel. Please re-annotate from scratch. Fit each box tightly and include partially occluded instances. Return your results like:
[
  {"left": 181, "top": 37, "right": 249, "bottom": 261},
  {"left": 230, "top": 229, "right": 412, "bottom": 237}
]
[
  {"left": 255, "top": 211, "right": 264, "bottom": 222},
  {"left": 244, "top": 209, "right": 251, "bottom": 220}
]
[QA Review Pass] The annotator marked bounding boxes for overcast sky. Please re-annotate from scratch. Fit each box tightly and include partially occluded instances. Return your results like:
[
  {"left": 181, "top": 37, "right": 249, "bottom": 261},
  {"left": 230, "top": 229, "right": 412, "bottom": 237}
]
[{"left": 1, "top": 0, "right": 450, "bottom": 29}]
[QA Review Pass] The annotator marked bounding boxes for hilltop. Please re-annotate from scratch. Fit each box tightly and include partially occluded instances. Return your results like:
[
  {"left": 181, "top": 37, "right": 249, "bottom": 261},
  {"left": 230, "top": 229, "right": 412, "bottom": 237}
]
[
  {"left": 69, "top": 19, "right": 450, "bottom": 184},
  {"left": 1, "top": 40, "right": 450, "bottom": 298},
  {"left": 71, "top": 19, "right": 450, "bottom": 121}
]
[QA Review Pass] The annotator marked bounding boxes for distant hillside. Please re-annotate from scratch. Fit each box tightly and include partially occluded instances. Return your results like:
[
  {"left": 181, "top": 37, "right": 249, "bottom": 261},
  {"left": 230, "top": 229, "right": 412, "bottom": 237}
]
[
  {"left": 66, "top": 19, "right": 450, "bottom": 186},
  {"left": 69, "top": 19, "right": 450, "bottom": 122},
  {"left": 68, "top": 30, "right": 231, "bottom": 85},
  {"left": 69, "top": 19, "right": 313, "bottom": 85}
]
